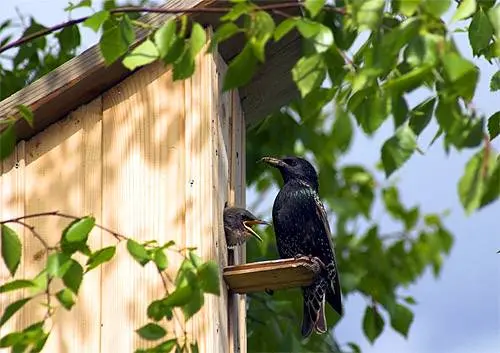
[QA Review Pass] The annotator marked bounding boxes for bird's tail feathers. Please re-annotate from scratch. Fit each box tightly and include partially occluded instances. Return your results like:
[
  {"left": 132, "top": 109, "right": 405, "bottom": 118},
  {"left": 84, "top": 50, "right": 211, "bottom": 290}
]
[{"left": 301, "top": 280, "right": 328, "bottom": 338}]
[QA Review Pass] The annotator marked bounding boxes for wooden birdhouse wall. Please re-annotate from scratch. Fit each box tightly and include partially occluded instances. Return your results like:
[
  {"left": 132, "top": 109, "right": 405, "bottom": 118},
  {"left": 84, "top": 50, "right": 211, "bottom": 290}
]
[{"left": 0, "top": 47, "right": 247, "bottom": 352}]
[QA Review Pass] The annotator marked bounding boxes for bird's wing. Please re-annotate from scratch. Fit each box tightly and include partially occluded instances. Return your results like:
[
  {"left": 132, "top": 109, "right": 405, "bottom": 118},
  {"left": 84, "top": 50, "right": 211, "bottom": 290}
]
[{"left": 311, "top": 190, "right": 336, "bottom": 253}]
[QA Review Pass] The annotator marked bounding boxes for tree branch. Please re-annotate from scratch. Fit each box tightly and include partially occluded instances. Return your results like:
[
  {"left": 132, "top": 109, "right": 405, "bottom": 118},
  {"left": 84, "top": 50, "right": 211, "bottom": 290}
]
[
  {"left": 0, "top": 210, "right": 128, "bottom": 242},
  {"left": 0, "top": 3, "right": 346, "bottom": 54}
]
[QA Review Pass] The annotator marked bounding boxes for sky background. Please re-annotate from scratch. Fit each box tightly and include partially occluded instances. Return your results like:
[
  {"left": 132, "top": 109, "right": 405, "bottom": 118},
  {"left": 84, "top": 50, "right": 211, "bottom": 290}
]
[{"left": 1, "top": 1, "right": 499, "bottom": 352}]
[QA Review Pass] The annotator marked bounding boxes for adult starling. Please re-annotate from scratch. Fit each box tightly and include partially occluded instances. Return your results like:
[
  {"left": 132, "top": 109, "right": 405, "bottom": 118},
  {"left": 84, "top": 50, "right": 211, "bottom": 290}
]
[
  {"left": 223, "top": 206, "right": 267, "bottom": 248},
  {"left": 261, "top": 156, "right": 342, "bottom": 338}
]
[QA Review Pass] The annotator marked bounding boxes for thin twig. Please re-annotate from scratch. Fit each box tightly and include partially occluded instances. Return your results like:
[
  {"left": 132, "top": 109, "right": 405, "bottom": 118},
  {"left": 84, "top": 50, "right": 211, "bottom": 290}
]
[
  {"left": 0, "top": 210, "right": 128, "bottom": 242},
  {"left": 3, "top": 219, "right": 53, "bottom": 250},
  {"left": 0, "top": 3, "right": 346, "bottom": 54},
  {"left": 158, "top": 267, "right": 187, "bottom": 336}
]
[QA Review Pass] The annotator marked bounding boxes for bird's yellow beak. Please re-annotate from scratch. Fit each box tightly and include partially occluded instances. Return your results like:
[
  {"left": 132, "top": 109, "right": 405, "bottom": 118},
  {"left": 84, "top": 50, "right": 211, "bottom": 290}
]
[
  {"left": 243, "top": 220, "right": 267, "bottom": 242},
  {"left": 260, "top": 156, "right": 286, "bottom": 168}
]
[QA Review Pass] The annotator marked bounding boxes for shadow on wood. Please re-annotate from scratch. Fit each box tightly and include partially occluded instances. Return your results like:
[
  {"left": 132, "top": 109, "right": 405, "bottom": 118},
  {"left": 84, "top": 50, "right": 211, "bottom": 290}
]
[{"left": 223, "top": 258, "right": 319, "bottom": 294}]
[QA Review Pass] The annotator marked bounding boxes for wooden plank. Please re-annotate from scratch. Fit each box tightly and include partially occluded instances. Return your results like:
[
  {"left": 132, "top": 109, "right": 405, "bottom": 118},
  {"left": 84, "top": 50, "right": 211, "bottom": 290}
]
[
  {"left": 0, "top": 141, "right": 26, "bottom": 338},
  {"left": 214, "top": 50, "right": 231, "bottom": 353},
  {"left": 239, "top": 33, "right": 301, "bottom": 125},
  {"left": 223, "top": 258, "right": 317, "bottom": 294},
  {"left": 21, "top": 98, "right": 102, "bottom": 352},
  {"left": 101, "top": 61, "right": 185, "bottom": 352},
  {"left": 0, "top": 0, "right": 215, "bottom": 142}
]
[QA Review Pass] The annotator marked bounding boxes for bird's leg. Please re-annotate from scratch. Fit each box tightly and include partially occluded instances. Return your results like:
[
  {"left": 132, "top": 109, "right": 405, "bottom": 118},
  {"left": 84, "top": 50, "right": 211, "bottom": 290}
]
[{"left": 265, "top": 289, "right": 274, "bottom": 296}]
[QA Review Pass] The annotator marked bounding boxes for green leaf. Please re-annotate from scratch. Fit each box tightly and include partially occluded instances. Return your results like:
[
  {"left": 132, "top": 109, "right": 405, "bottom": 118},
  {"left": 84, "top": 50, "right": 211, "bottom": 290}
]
[
  {"left": 480, "top": 158, "right": 500, "bottom": 208},
  {"left": 384, "top": 65, "right": 433, "bottom": 93},
  {"left": 310, "top": 25, "right": 334, "bottom": 54},
  {"left": 399, "top": 0, "right": 422, "bottom": 16},
  {"left": 248, "top": 11, "right": 275, "bottom": 62},
  {"left": 136, "top": 323, "right": 166, "bottom": 341},
  {"left": 452, "top": 0, "right": 477, "bottom": 22},
  {"left": 83, "top": 11, "right": 110, "bottom": 32},
  {"left": 56, "top": 288, "right": 75, "bottom": 310},
  {"left": 163, "top": 285, "right": 193, "bottom": 308},
  {"left": 469, "top": 8, "right": 494, "bottom": 55},
  {"left": 99, "top": 16, "right": 135, "bottom": 65},
  {"left": 296, "top": 18, "right": 322, "bottom": 38},
  {"left": 488, "top": 112, "right": 500, "bottom": 140},
  {"left": 422, "top": 0, "right": 451, "bottom": 17},
  {"left": 65, "top": 0, "right": 92, "bottom": 11},
  {"left": 0, "top": 280, "right": 35, "bottom": 294},
  {"left": 381, "top": 124, "right": 418, "bottom": 177},
  {"left": 409, "top": 98, "right": 436, "bottom": 135},
  {"left": 390, "top": 303, "right": 414, "bottom": 337},
  {"left": 305, "top": 0, "right": 325, "bottom": 17},
  {"left": 197, "top": 261, "right": 220, "bottom": 295},
  {"left": 488, "top": 5, "right": 500, "bottom": 37},
  {"left": 155, "top": 20, "right": 177, "bottom": 58},
  {"left": 490, "top": 71, "right": 500, "bottom": 91},
  {"left": 191, "top": 342, "right": 199, "bottom": 353},
  {"left": 221, "top": 2, "right": 254, "bottom": 22},
  {"left": 30, "top": 270, "right": 48, "bottom": 295},
  {"left": 211, "top": 23, "right": 241, "bottom": 51},
  {"left": 62, "top": 259, "right": 84, "bottom": 294},
  {"left": 173, "top": 48, "right": 195, "bottom": 80},
  {"left": 362, "top": 306, "right": 385, "bottom": 343},
  {"left": 382, "top": 186, "right": 406, "bottom": 220},
  {"left": 292, "top": 53, "right": 326, "bottom": 98},
  {"left": 458, "top": 149, "right": 494, "bottom": 213},
  {"left": 181, "top": 286, "right": 204, "bottom": 320},
  {"left": 190, "top": 23, "right": 206, "bottom": 57},
  {"left": 16, "top": 104, "right": 34, "bottom": 127},
  {"left": 331, "top": 106, "right": 353, "bottom": 152},
  {"left": 86, "top": 246, "right": 116, "bottom": 272},
  {"left": 403, "top": 296, "right": 417, "bottom": 305},
  {"left": 0, "top": 332, "right": 23, "bottom": 348},
  {"left": 152, "top": 339, "right": 177, "bottom": 353},
  {"left": 223, "top": 44, "right": 258, "bottom": 91},
  {"left": 442, "top": 53, "right": 478, "bottom": 101},
  {"left": 354, "top": 0, "right": 385, "bottom": 30},
  {"left": 349, "top": 89, "right": 389, "bottom": 135},
  {"left": 123, "top": 39, "right": 159, "bottom": 71},
  {"left": 391, "top": 95, "right": 409, "bottom": 128},
  {"left": 347, "top": 342, "right": 362, "bottom": 353},
  {"left": 0, "top": 297, "right": 31, "bottom": 327},
  {"left": 56, "top": 25, "right": 81, "bottom": 52},
  {"left": 127, "top": 239, "right": 151, "bottom": 266},
  {"left": 274, "top": 18, "right": 297, "bottom": 41},
  {"left": 1, "top": 224, "right": 22, "bottom": 276},
  {"left": 153, "top": 249, "right": 168, "bottom": 271},
  {"left": 63, "top": 216, "right": 95, "bottom": 243},
  {"left": 0, "top": 124, "right": 16, "bottom": 161}
]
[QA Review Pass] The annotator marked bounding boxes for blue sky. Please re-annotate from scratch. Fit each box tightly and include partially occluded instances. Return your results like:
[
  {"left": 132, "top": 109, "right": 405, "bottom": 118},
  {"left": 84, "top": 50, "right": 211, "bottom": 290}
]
[{"left": 1, "top": 1, "right": 499, "bottom": 352}]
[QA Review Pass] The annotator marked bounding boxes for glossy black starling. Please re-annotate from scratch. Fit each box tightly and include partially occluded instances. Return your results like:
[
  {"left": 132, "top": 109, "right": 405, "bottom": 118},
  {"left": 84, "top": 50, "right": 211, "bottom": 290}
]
[
  {"left": 261, "top": 156, "right": 343, "bottom": 338},
  {"left": 223, "top": 207, "right": 267, "bottom": 248}
]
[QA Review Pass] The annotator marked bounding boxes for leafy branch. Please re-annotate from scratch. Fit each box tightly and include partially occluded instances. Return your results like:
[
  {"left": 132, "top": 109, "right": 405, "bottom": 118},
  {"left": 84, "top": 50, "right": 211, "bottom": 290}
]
[
  {"left": 0, "top": 2, "right": 346, "bottom": 55},
  {"left": 0, "top": 212, "right": 220, "bottom": 352}
]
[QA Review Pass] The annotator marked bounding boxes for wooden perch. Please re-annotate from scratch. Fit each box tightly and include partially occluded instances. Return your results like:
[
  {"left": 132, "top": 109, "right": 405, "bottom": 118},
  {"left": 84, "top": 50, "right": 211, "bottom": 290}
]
[{"left": 223, "top": 258, "right": 320, "bottom": 294}]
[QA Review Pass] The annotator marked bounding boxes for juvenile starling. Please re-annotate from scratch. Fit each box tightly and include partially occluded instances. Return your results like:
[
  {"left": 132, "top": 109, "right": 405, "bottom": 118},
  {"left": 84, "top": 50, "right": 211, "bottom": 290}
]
[
  {"left": 261, "top": 156, "right": 342, "bottom": 338},
  {"left": 223, "top": 207, "right": 267, "bottom": 248}
]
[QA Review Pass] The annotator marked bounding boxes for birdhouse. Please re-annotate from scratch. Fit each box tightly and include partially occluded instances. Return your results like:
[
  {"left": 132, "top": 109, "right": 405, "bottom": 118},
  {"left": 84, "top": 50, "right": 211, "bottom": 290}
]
[{"left": 0, "top": 1, "right": 317, "bottom": 352}]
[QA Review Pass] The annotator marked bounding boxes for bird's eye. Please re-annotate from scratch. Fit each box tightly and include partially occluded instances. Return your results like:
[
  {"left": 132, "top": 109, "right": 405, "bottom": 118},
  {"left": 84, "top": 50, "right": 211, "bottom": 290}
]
[{"left": 286, "top": 159, "right": 297, "bottom": 166}]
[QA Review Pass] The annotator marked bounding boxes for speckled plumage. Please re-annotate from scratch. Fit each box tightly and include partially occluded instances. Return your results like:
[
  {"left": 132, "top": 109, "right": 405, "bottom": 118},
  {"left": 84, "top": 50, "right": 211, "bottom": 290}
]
[
  {"left": 223, "top": 207, "right": 267, "bottom": 248},
  {"left": 262, "top": 156, "right": 342, "bottom": 338}
]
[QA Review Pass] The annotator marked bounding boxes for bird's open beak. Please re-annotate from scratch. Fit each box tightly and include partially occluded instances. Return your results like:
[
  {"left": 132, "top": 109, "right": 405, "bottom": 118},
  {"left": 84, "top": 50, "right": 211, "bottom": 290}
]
[
  {"left": 243, "top": 220, "right": 267, "bottom": 242},
  {"left": 260, "top": 156, "right": 286, "bottom": 168}
]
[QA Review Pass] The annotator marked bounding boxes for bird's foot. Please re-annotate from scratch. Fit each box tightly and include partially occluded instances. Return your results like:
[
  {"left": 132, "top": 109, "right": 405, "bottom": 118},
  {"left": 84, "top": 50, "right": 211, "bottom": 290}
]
[
  {"left": 294, "top": 254, "right": 327, "bottom": 272},
  {"left": 265, "top": 289, "right": 274, "bottom": 296}
]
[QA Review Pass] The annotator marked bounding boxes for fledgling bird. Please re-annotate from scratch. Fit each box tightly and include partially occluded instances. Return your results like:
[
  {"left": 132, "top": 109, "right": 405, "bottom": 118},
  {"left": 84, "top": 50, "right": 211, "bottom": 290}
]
[
  {"left": 261, "top": 156, "right": 343, "bottom": 338},
  {"left": 223, "top": 206, "right": 268, "bottom": 248}
]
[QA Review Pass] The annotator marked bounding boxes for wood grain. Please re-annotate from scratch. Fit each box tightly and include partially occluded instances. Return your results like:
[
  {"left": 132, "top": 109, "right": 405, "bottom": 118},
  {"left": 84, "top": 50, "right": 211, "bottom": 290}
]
[{"left": 223, "top": 258, "right": 317, "bottom": 294}]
